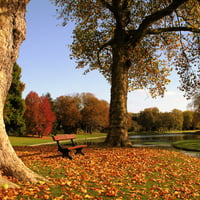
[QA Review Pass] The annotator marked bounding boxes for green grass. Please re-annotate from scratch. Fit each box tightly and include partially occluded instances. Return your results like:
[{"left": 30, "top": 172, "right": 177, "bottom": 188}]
[
  {"left": 172, "top": 139, "right": 200, "bottom": 151},
  {"left": 9, "top": 137, "right": 52, "bottom": 146},
  {"left": 9, "top": 133, "right": 106, "bottom": 146},
  {"left": 129, "top": 130, "right": 200, "bottom": 135},
  {"left": 140, "top": 141, "right": 171, "bottom": 146}
]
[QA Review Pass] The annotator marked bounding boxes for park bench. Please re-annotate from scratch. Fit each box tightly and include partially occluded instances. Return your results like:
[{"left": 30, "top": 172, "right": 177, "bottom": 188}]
[{"left": 52, "top": 134, "right": 87, "bottom": 160}]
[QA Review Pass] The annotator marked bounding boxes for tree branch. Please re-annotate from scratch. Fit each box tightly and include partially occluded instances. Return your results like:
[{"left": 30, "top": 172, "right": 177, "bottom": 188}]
[
  {"left": 99, "top": 0, "right": 122, "bottom": 28},
  {"left": 130, "top": 0, "right": 189, "bottom": 46},
  {"left": 139, "top": 0, "right": 188, "bottom": 32},
  {"left": 99, "top": 0, "right": 114, "bottom": 13},
  {"left": 97, "top": 39, "right": 114, "bottom": 66},
  {"left": 146, "top": 27, "right": 200, "bottom": 34}
]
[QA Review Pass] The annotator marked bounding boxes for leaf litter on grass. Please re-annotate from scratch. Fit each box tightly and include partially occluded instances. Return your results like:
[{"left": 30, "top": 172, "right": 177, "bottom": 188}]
[{"left": 0, "top": 145, "right": 199, "bottom": 199}]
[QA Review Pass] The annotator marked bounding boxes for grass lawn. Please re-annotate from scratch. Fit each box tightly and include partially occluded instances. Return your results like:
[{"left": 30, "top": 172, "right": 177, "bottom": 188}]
[
  {"left": 129, "top": 130, "right": 200, "bottom": 135},
  {"left": 9, "top": 136, "right": 52, "bottom": 146},
  {"left": 1, "top": 145, "right": 200, "bottom": 199},
  {"left": 9, "top": 133, "right": 106, "bottom": 146},
  {"left": 172, "top": 139, "right": 200, "bottom": 151},
  {"left": 138, "top": 141, "right": 171, "bottom": 146}
]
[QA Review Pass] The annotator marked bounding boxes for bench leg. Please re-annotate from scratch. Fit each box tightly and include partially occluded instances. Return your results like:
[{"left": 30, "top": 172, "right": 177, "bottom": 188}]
[
  {"left": 75, "top": 148, "right": 85, "bottom": 156},
  {"left": 61, "top": 149, "right": 73, "bottom": 160}
]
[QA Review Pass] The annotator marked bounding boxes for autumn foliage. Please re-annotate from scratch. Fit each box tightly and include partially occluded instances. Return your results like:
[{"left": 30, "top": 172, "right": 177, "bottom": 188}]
[
  {"left": 54, "top": 93, "right": 109, "bottom": 134},
  {"left": 54, "top": 96, "right": 82, "bottom": 133},
  {"left": 81, "top": 93, "right": 109, "bottom": 133},
  {"left": 24, "top": 91, "right": 56, "bottom": 137},
  {"left": 1, "top": 146, "right": 199, "bottom": 199}
]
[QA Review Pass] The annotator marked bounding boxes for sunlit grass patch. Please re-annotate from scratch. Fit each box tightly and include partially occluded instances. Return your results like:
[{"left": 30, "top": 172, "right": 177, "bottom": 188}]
[
  {"left": 173, "top": 139, "right": 200, "bottom": 151},
  {"left": 9, "top": 136, "right": 52, "bottom": 146}
]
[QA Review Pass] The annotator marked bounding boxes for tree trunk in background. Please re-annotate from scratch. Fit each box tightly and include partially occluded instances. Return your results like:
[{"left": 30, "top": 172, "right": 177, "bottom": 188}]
[
  {"left": 0, "top": 0, "right": 46, "bottom": 187},
  {"left": 105, "top": 43, "right": 132, "bottom": 147}
]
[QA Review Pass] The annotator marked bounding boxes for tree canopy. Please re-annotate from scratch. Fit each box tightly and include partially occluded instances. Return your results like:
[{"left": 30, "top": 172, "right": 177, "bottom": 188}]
[{"left": 52, "top": 0, "right": 200, "bottom": 97}]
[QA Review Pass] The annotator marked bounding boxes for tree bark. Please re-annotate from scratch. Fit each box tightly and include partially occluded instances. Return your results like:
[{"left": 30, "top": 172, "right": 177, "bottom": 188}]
[
  {"left": 0, "top": 0, "right": 46, "bottom": 187},
  {"left": 105, "top": 39, "right": 132, "bottom": 147}
]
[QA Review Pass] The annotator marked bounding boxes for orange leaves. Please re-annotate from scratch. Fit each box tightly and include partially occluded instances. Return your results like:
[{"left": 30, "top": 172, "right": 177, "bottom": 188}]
[{"left": 1, "top": 146, "right": 200, "bottom": 199}]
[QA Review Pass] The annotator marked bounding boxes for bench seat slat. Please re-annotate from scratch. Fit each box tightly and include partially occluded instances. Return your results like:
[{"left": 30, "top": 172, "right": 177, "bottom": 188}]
[
  {"left": 66, "top": 145, "right": 87, "bottom": 150},
  {"left": 52, "top": 134, "right": 76, "bottom": 141}
]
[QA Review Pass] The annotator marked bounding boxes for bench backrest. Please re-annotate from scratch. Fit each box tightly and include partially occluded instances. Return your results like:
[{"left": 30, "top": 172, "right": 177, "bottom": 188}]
[{"left": 52, "top": 134, "right": 76, "bottom": 141}]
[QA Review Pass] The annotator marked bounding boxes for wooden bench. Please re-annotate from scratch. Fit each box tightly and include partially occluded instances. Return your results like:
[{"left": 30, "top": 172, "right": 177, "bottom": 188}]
[{"left": 52, "top": 134, "right": 87, "bottom": 160}]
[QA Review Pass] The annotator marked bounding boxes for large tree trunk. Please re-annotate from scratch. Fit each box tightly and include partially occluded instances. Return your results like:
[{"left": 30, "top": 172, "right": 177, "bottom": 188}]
[
  {"left": 0, "top": 0, "right": 46, "bottom": 187},
  {"left": 105, "top": 42, "right": 132, "bottom": 147}
]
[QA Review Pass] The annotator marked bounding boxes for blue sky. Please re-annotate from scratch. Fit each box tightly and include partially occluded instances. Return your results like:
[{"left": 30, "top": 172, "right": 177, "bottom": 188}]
[{"left": 17, "top": 0, "right": 190, "bottom": 113}]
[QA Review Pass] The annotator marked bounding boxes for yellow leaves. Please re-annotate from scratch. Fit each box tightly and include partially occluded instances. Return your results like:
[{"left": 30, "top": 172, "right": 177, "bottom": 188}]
[
  {"left": 39, "top": 181, "right": 45, "bottom": 185},
  {"left": 1, "top": 184, "right": 9, "bottom": 189},
  {"left": 80, "top": 186, "right": 87, "bottom": 193},
  {"left": 66, "top": 180, "right": 72, "bottom": 186},
  {"left": 114, "top": 182, "right": 124, "bottom": 186},
  {"left": 84, "top": 194, "right": 94, "bottom": 199},
  {"left": 53, "top": 195, "right": 64, "bottom": 200}
]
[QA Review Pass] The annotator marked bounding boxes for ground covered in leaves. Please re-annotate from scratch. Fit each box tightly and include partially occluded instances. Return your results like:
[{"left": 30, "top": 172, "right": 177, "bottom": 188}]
[{"left": 1, "top": 146, "right": 200, "bottom": 199}]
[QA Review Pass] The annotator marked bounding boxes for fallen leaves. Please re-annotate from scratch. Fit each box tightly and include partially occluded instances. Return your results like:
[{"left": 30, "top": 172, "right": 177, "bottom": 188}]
[{"left": 0, "top": 146, "right": 199, "bottom": 199}]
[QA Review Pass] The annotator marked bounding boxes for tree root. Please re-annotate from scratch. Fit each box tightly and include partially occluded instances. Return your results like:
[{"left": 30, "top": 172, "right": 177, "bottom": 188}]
[{"left": 0, "top": 175, "right": 19, "bottom": 188}]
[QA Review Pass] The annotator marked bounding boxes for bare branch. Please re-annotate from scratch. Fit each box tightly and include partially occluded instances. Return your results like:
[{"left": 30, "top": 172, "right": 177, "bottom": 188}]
[
  {"left": 139, "top": 0, "right": 188, "bottom": 31},
  {"left": 130, "top": 0, "right": 189, "bottom": 46},
  {"left": 99, "top": 0, "right": 114, "bottom": 12},
  {"left": 97, "top": 39, "right": 114, "bottom": 66},
  {"left": 146, "top": 27, "right": 200, "bottom": 34},
  {"left": 99, "top": 0, "right": 122, "bottom": 28}
]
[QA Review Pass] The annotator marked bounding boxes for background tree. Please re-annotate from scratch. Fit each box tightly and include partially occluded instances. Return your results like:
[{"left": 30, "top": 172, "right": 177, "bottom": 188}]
[
  {"left": 45, "top": 92, "right": 57, "bottom": 133},
  {"left": 192, "top": 112, "right": 200, "bottom": 129},
  {"left": 24, "top": 91, "right": 40, "bottom": 136},
  {"left": 128, "top": 120, "right": 142, "bottom": 132},
  {"left": 54, "top": 96, "right": 82, "bottom": 134},
  {"left": 188, "top": 93, "right": 200, "bottom": 129},
  {"left": 45, "top": 92, "right": 54, "bottom": 107},
  {"left": 80, "top": 93, "right": 109, "bottom": 133},
  {"left": 38, "top": 95, "right": 56, "bottom": 137},
  {"left": 0, "top": 0, "right": 45, "bottom": 187},
  {"left": 52, "top": 0, "right": 200, "bottom": 146},
  {"left": 24, "top": 92, "right": 56, "bottom": 137},
  {"left": 171, "top": 109, "right": 183, "bottom": 130},
  {"left": 158, "top": 112, "right": 174, "bottom": 131},
  {"left": 128, "top": 113, "right": 141, "bottom": 132},
  {"left": 189, "top": 93, "right": 200, "bottom": 112},
  {"left": 138, "top": 107, "right": 159, "bottom": 131},
  {"left": 183, "top": 110, "right": 194, "bottom": 130},
  {"left": 3, "top": 63, "right": 26, "bottom": 136}
]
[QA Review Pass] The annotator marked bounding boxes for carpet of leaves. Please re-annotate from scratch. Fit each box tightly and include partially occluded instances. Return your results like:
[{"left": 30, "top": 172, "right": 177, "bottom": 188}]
[{"left": 1, "top": 146, "right": 200, "bottom": 200}]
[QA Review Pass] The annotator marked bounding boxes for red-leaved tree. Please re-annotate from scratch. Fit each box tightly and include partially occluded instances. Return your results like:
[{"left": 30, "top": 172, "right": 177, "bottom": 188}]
[
  {"left": 24, "top": 91, "right": 56, "bottom": 137},
  {"left": 24, "top": 91, "right": 40, "bottom": 136},
  {"left": 38, "top": 96, "right": 56, "bottom": 137}
]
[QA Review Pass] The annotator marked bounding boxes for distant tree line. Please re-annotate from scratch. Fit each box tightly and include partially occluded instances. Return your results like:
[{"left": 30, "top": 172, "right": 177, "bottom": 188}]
[
  {"left": 24, "top": 92, "right": 109, "bottom": 136},
  {"left": 128, "top": 107, "right": 200, "bottom": 132},
  {"left": 4, "top": 63, "right": 200, "bottom": 137}
]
